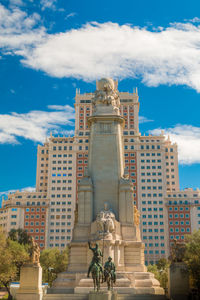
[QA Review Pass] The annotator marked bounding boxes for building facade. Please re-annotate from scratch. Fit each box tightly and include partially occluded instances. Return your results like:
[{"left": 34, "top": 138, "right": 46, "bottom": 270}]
[{"left": 0, "top": 80, "right": 200, "bottom": 263}]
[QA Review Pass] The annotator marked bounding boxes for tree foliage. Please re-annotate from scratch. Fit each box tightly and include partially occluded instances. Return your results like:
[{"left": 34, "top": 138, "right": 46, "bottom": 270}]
[
  {"left": 40, "top": 247, "right": 69, "bottom": 286},
  {"left": 147, "top": 258, "right": 169, "bottom": 289},
  {"left": 184, "top": 230, "right": 200, "bottom": 293},
  {"left": 8, "top": 228, "right": 32, "bottom": 246},
  {"left": 0, "top": 230, "right": 29, "bottom": 300}
]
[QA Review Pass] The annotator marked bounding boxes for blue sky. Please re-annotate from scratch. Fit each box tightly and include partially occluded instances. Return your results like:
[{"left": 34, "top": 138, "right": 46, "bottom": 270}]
[{"left": 1, "top": 0, "right": 200, "bottom": 203}]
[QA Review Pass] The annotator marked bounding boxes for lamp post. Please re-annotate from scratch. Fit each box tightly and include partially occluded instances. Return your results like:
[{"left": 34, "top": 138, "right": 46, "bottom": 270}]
[{"left": 47, "top": 267, "right": 54, "bottom": 286}]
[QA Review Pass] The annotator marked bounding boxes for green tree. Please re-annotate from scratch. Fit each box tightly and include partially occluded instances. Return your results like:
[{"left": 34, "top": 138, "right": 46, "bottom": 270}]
[
  {"left": 184, "top": 230, "right": 200, "bottom": 295},
  {"left": 40, "top": 247, "right": 69, "bottom": 286},
  {"left": 0, "top": 231, "right": 29, "bottom": 300},
  {"left": 8, "top": 228, "right": 32, "bottom": 246},
  {"left": 147, "top": 258, "right": 169, "bottom": 290}
]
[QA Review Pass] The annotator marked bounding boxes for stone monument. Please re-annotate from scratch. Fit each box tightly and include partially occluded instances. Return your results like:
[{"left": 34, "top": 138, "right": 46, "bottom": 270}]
[
  {"left": 46, "top": 78, "right": 164, "bottom": 299},
  {"left": 168, "top": 239, "right": 189, "bottom": 300},
  {"left": 16, "top": 237, "right": 43, "bottom": 300}
]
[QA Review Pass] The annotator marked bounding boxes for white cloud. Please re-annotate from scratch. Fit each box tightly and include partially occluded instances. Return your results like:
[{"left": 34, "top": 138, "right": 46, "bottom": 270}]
[
  {"left": 65, "top": 12, "right": 76, "bottom": 20},
  {"left": 19, "top": 21, "right": 200, "bottom": 92},
  {"left": 2, "top": 4, "right": 200, "bottom": 91},
  {"left": 139, "top": 116, "right": 154, "bottom": 124},
  {"left": 0, "top": 105, "right": 75, "bottom": 144},
  {"left": 0, "top": 186, "right": 35, "bottom": 199},
  {"left": 150, "top": 125, "right": 200, "bottom": 165},
  {"left": 9, "top": 0, "right": 24, "bottom": 6},
  {"left": 184, "top": 17, "right": 200, "bottom": 23},
  {"left": 0, "top": 4, "right": 46, "bottom": 49},
  {"left": 41, "top": 0, "right": 57, "bottom": 10}
]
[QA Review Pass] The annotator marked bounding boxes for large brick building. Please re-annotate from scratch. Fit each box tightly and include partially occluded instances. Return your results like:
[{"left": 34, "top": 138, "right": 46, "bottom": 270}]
[{"left": 0, "top": 80, "right": 200, "bottom": 264}]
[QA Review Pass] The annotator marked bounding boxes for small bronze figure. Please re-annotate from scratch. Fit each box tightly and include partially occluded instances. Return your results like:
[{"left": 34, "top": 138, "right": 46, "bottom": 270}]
[
  {"left": 87, "top": 241, "right": 103, "bottom": 291},
  {"left": 104, "top": 256, "right": 116, "bottom": 290}
]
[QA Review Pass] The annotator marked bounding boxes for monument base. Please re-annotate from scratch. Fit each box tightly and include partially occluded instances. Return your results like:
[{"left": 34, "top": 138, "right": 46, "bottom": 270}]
[
  {"left": 16, "top": 264, "right": 43, "bottom": 300},
  {"left": 168, "top": 262, "right": 189, "bottom": 300},
  {"left": 89, "top": 291, "right": 117, "bottom": 300}
]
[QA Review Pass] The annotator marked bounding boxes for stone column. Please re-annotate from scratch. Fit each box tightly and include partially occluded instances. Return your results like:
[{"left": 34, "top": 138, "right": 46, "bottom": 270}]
[
  {"left": 16, "top": 264, "right": 43, "bottom": 300},
  {"left": 168, "top": 262, "right": 189, "bottom": 300}
]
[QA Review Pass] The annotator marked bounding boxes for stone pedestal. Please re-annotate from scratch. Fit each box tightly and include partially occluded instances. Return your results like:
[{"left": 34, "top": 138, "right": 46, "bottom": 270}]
[
  {"left": 16, "top": 264, "right": 43, "bottom": 300},
  {"left": 89, "top": 291, "right": 117, "bottom": 300},
  {"left": 168, "top": 262, "right": 189, "bottom": 300}
]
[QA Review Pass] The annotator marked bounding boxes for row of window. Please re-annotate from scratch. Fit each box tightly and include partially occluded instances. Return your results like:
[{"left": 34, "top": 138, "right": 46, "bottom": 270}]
[
  {"left": 169, "top": 207, "right": 189, "bottom": 211},
  {"left": 142, "top": 201, "right": 163, "bottom": 205},
  {"left": 145, "top": 242, "right": 165, "bottom": 247},
  {"left": 52, "top": 180, "right": 72, "bottom": 183},
  {"left": 143, "top": 228, "right": 164, "bottom": 232},
  {"left": 144, "top": 250, "right": 165, "bottom": 254},
  {"left": 50, "top": 229, "right": 71, "bottom": 233},
  {"left": 49, "top": 243, "right": 68, "bottom": 247},
  {"left": 142, "top": 222, "right": 164, "bottom": 225},
  {"left": 142, "top": 208, "right": 163, "bottom": 211},
  {"left": 169, "top": 214, "right": 190, "bottom": 218},
  {"left": 141, "top": 166, "right": 162, "bottom": 169},
  {"left": 141, "top": 193, "right": 163, "bottom": 197},
  {"left": 141, "top": 145, "right": 161, "bottom": 150},
  {"left": 50, "top": 236, "right": 71, "bottom": 240},
  {"left": 142, "top": 215, "right": 164, "bottom": 219},
  {"left": 52, "top": 160, "right": 72, "bottom": 164},
  {"left": 170, "top": 235, "right": 185, "bottom": 240},
  {"left": 51, "top": 187, "right": 72, "bottom": 191},
  {"left": 141, "top": 159, "right": 161, "bottom": 163},
  {"left": 27, "top": 228, "right": 45, "bottom": 233},
  {"left": 25, "top": 215, "right": 45, "bottom": 219},
  {"left": 169, "top": 221, "right": 190, "bottom": 225},
  {"left": 53, "top": 146, "right": 73, "bottom": 151},
  {"left": 52, "top": 140, "right": 73, "bottom": 144},
  {"left": 52, "top": 167, "right": 72, "bottom": 170},
  {"left": 143, "top": 236, "right": 165, "bottom": 240},
  {"left": 52, "top": 173, "right": 72, "bottom": 177},
  {"left": 170, "top": 228, "right": 190, "bottom": 233},
  {"left": 26, "top": 208, "right": 45, "bottom": 212},
  {"left": 50, "top": 201, "right": 71, "bottom": 205},
  {"left": 52, "top": 154, "right": 72, "bottom": 157},
  {"left": 50, "top": 222, "right": 71, "bottom": 226},
  {"left": 25, "top": 221, "right": 45, "bottom": 226},
  {"left": 141, "top": 172, "right": 162, "bottom": 176},
  {"left": 50, "top": 208, "right": 71, "bottom": 212},
  {"left": 141, "top": 179, "right": 162, "bottom": 183},
  {"left": 51, "top": 194, "right": 72, "bottom": 198},
  {"left": 141, "top": 186, "right": 162, "bottom": 190},
  {"left": 141, "top": 153, "right": 161, "bottom": 157}
]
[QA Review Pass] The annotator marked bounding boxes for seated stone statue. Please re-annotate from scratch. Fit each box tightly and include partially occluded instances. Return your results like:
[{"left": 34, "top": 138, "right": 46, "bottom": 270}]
[
  {"left": 96, "top": 202, "right": 115, "bottom": 235},
  {"left": 87, "top": 241, "right": 103, "bottom": 278},
  {"left": 104, "top": 256, "right": 116, "bottom": 285}
]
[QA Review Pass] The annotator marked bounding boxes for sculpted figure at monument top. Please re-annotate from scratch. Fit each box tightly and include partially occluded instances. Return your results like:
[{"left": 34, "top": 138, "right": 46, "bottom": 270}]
[{"left": 92, "top": 78, "right": 120, "bottom": 114}]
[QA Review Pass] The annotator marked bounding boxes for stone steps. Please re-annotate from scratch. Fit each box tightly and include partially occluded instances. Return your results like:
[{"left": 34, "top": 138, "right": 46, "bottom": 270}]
[
  {"left": 43, "top": 294, "right": 88, "bottom": 300},
  {"left": 44, "top": 293, "right": 167, "bottom": 300},
  {"left": 117, "top": 295, "right": 166, "bottom": 300}
]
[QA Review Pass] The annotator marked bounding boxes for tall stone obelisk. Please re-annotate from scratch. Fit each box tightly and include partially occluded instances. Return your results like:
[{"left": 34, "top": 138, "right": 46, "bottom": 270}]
[
  {"left": 51, "top": 78, "right": 164, "bottom": 296},
  {"left": 88, "top": 78, "right": 125, "bottom": 219}
]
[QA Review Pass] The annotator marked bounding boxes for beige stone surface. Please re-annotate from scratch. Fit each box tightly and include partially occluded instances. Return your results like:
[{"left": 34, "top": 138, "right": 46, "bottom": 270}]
[
  {"left": 168, "top": 262, "right": 189, "bottom": 299},
  {"left": 16, "top": 264, "right": 43, "bottom": 300},
  {"left": 89, "top": 291, "right": 118, "bottom": 300}
]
